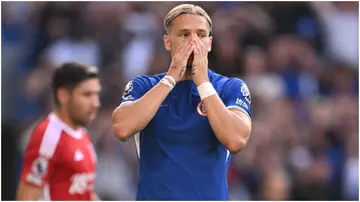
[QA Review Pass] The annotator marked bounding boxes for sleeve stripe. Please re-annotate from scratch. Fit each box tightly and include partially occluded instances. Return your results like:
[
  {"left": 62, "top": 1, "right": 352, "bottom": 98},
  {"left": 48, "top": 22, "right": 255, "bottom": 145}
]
[
  {"left": 227, "top": 106, "right": 251, "bottom": 119},
  {"left": 39, "top": 121, "right": 62, "bottom": 158},
  {"left": 43, "top": 185, "right": 51, "bottom": 200}
]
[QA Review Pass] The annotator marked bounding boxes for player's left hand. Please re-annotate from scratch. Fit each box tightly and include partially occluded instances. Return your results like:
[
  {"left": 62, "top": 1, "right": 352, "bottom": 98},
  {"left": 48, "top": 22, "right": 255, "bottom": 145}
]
[{"left": 192, "top": 36, "right": 209, "bottom": 86}]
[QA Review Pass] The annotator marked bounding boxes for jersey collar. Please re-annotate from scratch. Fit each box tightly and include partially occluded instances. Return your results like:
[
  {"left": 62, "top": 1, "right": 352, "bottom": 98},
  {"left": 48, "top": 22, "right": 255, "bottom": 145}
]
[
  {"left": 49, "top": 112, "right": 83, "bottom": 139},
  {"left": 168, "top": 69, "right": 215, "bottom": 98}
]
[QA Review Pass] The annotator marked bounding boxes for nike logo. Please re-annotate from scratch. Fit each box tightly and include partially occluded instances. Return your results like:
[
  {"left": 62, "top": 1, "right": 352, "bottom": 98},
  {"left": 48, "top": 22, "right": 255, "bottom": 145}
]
[{"left": 160, "top": 104, "right": 169, "bottom": 107}]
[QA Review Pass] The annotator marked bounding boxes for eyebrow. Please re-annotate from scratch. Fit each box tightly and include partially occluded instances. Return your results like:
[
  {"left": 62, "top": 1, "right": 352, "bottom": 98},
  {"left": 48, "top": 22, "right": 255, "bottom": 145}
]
[
  {"left": 178, "top": 29, "right": 208, "bottom": 34},
  {"left": 178, "top": 29, "right": 190, "bottom": 33},
  {"left": 197, "top": 29, "right": 208, "bottom": 34}
]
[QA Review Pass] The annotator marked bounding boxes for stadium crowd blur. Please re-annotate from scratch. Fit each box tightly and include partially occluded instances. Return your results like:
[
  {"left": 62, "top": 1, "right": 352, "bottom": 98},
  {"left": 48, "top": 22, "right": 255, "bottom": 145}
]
[{"left": 2, "top": 1, "right": 358, "bottom": 200}]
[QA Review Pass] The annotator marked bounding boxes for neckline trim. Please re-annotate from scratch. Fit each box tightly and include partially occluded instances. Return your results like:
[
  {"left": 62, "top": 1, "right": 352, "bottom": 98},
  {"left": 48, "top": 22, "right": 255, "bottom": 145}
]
[{"left": 48, "top": 112, "right": 83, "bottom": 139}]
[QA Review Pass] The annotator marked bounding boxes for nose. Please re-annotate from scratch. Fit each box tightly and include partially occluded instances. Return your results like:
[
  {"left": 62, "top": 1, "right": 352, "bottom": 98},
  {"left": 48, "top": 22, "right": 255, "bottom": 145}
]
[
  {"left": 189, "top": 33, "right": 197, "bottom": 41},
  {"left": 93, "top": 94, "right": 101, "bottom": 109}
]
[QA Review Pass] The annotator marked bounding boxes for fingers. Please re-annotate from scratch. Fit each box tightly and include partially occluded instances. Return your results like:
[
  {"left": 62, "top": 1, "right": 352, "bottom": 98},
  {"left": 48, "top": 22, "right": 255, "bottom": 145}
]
[
  {"left": 180, "top": 38, "right": 194, "bottom": 57},
  {"left": 174, "top": 38, "right": 187, "bottom": 55},
  {"left": 193, "top": 36, "right": 207, "bottom": 57},
  {"left": 193, "top": 42, "right": 199, "bottom": 55},
  {"left": 184, "top": 42, "right": 195, "bottom": 58},
  {"left": 176, "top": 39, "right": 194, "bottom": 66},
  {"left": 193, "top": 37, "right": 201, "bottom": 57}
]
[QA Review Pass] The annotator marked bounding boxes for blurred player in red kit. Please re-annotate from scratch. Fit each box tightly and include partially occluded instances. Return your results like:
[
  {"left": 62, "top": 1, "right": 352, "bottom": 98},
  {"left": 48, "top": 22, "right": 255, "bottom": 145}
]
[{"left": 17, "top": 62, "right": 101, "bottom": 200}]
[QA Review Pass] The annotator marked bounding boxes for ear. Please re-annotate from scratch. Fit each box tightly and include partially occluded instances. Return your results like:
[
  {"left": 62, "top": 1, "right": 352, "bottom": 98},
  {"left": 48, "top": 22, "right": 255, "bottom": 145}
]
[
  {"left": 163, "top": 35, "right": 171, "bottom": 52},
  {"left": 57, "top": 88, "right": 70, "bottom": 106},
  {"left": 208, "top": 36, "right": 213, "bottom": 52}
]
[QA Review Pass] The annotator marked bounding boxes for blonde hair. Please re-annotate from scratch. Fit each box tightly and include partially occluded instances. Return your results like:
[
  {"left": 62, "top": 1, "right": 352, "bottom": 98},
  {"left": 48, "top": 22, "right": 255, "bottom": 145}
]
[{"left": 164, "top": 4, "right": 212, "bottom": 33}]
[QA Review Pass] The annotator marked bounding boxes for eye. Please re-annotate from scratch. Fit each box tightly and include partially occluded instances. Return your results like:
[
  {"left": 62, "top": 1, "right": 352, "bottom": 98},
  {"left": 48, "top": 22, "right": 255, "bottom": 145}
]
[
  {"left": 198, "top": 34, "right": 206, "bottom": 38},
  {"left": 83, "top": 92, "right": 92, "bottom": 97}
]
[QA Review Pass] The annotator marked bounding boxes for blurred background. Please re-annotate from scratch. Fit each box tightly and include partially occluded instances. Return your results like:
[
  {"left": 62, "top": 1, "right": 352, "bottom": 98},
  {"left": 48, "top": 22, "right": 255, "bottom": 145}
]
[{"left": 1, "top": 1, "right": 359, "bottom": 200}]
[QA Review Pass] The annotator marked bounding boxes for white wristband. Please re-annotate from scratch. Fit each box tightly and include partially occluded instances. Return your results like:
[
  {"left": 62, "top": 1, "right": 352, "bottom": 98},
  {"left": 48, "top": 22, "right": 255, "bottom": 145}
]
[
  {"left": 164, "top": 75, "right": 176, "bottom": 86},
  {"left": 160, "top": 78, "right": 174, "bottom": 90},
  {"left": 197, "top": 82, "right": 217, "bottom": 100}
]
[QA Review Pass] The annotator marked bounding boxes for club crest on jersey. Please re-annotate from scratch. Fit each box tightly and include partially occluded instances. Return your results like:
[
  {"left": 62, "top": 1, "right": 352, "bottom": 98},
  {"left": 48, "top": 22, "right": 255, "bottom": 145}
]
[
  {"left": 197, "top": 101, "right": 207, "bottom": 116},
  {"left": 241, "top": 83, "right": 251, "bottom": 103}
]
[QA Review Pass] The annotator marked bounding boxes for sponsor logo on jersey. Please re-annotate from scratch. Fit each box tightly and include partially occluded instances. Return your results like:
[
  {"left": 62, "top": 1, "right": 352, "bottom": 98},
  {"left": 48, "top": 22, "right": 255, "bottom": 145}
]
[
  {"left": 122, "top": 94, "right": 134, "bottom": 100},
  {"left": 236, "top": 98, "right": 249, "bottom": 109},
  {"left": 240, "top": 83, "right": 251, "bottom": 103},
  {"left": 197, "top": 101, "right": 207, "bottom": 116},
  {"left": 69, "top": 172, "right": 95, "bottom": 195}
]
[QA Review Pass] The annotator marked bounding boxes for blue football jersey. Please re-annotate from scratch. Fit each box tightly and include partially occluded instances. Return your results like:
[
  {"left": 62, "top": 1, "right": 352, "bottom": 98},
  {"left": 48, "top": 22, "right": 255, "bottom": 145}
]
[{"left": 120, "top": 70, "right": 251, "bottom": 200}]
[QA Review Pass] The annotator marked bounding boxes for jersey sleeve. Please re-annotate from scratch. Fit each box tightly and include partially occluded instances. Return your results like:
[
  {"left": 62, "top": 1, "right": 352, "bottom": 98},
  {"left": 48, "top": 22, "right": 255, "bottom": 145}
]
[
  {"left": 222, "top": 78, "right": 252, "bottom": 118},
  {"left": 20, "top": 124, "right": 57, "bottom": 188},
  {"left": 120, "top": 77, "right": 150, "bottom": 106}
]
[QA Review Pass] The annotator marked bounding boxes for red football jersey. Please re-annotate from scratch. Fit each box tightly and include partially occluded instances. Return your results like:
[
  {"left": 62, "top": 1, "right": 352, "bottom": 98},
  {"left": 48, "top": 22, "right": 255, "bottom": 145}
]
[{"left": 20, "top": 113, "right": 97, "bottom": 200}]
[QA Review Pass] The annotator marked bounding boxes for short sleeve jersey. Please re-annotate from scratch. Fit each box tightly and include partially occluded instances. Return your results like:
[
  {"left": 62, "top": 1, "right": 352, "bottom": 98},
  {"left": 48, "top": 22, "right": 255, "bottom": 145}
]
[
  {"left": 20, "top": 113, "right": 97, "bottom": 200},
  {"left": 120, "top": 70, "right": 251, "bottom": 200}
]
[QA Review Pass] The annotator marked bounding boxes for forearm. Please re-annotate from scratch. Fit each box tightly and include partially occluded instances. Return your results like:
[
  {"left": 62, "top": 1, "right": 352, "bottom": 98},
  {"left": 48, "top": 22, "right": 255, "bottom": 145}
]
[
  {"left": 112, "top": 82, "right": 171, "bottom": 141},
  {"left": 202, "top": 95, "right": 251, "bottom": 153}
]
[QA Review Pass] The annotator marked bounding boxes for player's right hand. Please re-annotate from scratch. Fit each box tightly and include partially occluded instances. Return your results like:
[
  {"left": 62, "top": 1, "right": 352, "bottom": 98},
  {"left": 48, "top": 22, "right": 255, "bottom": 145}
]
[{"left": 167, "top": 37, "right": 195, "bottom": 83}]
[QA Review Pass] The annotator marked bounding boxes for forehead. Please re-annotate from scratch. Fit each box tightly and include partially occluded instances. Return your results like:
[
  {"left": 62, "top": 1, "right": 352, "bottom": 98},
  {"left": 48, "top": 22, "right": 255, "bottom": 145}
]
[
  {"left": 74, "top": 78, "right": 101, "bottom": 92},
  {"left": 171, "top": 14, "right": 210, "bottom": 32}
]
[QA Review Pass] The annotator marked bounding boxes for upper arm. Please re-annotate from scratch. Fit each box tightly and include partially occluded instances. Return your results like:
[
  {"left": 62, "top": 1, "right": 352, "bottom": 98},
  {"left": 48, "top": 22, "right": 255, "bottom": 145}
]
[
  {"left": 229, "top": 108, "right": 252, "bottom": 137},
  {"left": 18, "top": 123, "right": 60, "bottom": 200},
  {"left": 222, "top": 78, "right": 252, "bottom": 118},
  {"left": 119, "top": 77, "right": 150, "bottom": 107},
  {"left": 17, "top": 181, "right": 43, "bottom": 201}
]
